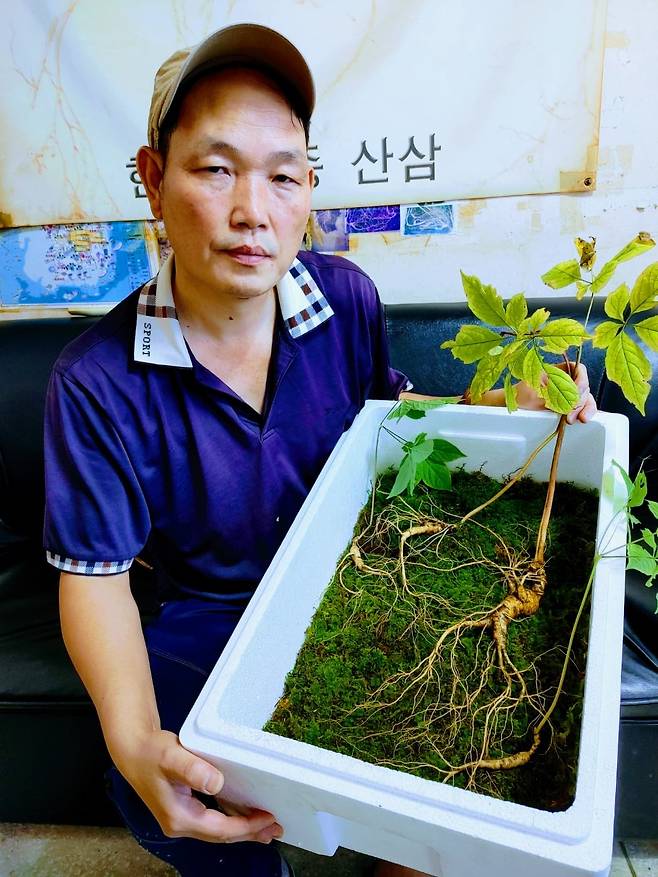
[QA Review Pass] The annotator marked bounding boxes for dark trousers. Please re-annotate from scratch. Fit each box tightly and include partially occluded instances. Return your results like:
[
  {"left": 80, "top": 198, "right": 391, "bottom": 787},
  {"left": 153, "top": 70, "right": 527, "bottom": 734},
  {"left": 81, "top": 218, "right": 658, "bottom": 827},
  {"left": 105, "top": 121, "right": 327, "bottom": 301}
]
[{"left": 106, "top": 595, "right": 285, "bottom": 877}]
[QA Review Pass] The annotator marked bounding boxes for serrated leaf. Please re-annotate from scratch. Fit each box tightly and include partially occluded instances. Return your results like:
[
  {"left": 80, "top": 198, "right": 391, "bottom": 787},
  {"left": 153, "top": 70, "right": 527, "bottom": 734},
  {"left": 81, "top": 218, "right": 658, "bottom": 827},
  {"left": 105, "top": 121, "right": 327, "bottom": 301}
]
[
  {"left": 505, "top": 294, "right": 528, "bottom": 329},
  {"left": 575, "top": 236, "right": 597, "bottom": 270},
  {"left": 627, "top": 543, "right": 658, "bottom": 576},
  {"left": 388, "top": 453, "right": 416, "bottom": 498},
  {"left": 538, "top": 364, "right": 580, "bottom": 414},
  {"left": 469, "top": 351, "right": 506, "bottom": 402},
  {"left": 634, "top": 315, "right": 658, "bottom": 352},
  {"left": 460, "top": 272, "right": 508, "bottom": 326},
  {"left": 541, "top": 259, "right": 582, "bottom": 289},
  {"left": 519, "top": 308, "right": 550, "bottom": 335},
  {"left": 538, "top": 318, "right": 589, "bottom": 354},
  {"left": 387, "top": 397, "right": 460, "bottom": 422},
  {"left": 590, "top": 259, "right": 619, "bottom": 294},
  {"left": 610, "top": 232, "right": 656, "bottom": 265},
  {"left": 416, "top": 459, "right": 452, "bottom": 491},
  {"left": 428, "top": 438, "right": 466, "bottom": 464},
  {"left": 522, "top": 347, "right": 545, "bottom": 393},
  {"left": 648, "top": 500, "right": 658, "bottom": 519},
  {"left": 642, "top": 529, "right": 657, "bottom": 550},
  {"left": 604, "top": 283, "right": 631, "bottom": 320},
  {"left": 504, "top": 372, "right": 518, "bottom": 412},
  {"left": 441, "top": 325, "right": 502, "bottom": 364},
  {"left": 575, "top": 281, "right": 589, "bottom": 301},
  {"left": 592, "top": 320, "right": 622, "bottom": 350},
  {"left": 605, "top": 331, "right": 651, "bottom": 414},
  {"left": 507, "top": 343, "right": 529, "bottom": 380},
  {"left": 629, "top": 262, "right": 658, "bottom": 314}
]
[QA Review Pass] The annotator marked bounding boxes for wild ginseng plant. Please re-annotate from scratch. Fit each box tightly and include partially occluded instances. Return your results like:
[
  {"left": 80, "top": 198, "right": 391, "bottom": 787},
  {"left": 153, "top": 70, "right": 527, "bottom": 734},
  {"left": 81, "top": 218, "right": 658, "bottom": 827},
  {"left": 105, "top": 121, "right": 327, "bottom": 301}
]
[{"left": 344, "top": 233, "right": 657, "bottom": 790}]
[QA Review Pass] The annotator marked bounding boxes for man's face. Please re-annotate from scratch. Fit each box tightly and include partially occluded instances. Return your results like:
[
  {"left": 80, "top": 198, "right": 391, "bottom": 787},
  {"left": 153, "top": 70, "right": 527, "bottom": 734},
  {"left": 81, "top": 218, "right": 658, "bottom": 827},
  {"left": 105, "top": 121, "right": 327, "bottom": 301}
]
[{"left": 149, "top": 67, "right": 313, "bottom": 302}]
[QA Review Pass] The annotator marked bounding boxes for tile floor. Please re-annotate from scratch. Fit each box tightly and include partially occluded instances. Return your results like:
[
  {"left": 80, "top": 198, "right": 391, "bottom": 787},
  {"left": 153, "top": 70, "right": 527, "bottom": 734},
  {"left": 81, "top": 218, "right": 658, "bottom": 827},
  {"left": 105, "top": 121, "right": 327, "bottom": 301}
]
[{"left": 0, "top": 825, "right": 656, "bottom": 877}]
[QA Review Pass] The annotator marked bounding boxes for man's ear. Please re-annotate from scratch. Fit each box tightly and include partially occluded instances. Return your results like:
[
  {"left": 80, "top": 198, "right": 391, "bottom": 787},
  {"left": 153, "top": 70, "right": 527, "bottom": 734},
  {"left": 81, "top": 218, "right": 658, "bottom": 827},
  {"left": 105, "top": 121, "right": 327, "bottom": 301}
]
[
  {"left": 136, "top": 146, "right": 165, "bottom": 219},
  {"left": 307, "top": 167, "right": 315, "bottom": 191}
]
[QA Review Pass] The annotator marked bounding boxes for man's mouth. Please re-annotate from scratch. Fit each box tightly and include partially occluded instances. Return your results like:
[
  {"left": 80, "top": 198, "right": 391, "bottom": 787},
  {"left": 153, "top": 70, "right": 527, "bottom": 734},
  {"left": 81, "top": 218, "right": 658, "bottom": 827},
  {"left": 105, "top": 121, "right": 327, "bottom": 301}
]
[{"left": 225, "top": 245, "right": 271, "bottom": 265}]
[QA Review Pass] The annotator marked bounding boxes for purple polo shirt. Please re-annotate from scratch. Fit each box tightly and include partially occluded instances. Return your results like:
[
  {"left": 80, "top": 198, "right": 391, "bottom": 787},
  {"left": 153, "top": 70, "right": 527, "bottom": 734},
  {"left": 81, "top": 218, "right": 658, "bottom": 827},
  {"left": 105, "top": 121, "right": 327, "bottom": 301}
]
[{"left": 44, "top": 250, "right": 408, "bottom": 597}]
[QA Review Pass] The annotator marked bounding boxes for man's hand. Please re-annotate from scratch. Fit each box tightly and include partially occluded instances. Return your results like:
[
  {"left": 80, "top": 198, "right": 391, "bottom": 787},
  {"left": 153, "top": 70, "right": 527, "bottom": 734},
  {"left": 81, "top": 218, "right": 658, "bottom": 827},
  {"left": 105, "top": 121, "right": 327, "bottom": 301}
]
[
  {"left": 515, "top": 361, "right": 596, "bottom": 424},
  {"left": 115, "top": 728, "right": 283, "bottom": 844}
]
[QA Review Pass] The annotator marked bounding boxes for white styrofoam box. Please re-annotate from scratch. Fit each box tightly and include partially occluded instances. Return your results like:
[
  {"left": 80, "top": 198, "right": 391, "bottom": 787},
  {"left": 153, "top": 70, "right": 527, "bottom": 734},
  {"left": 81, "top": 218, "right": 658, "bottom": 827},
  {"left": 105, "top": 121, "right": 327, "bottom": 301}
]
[{"left": 181, "top": 403, "right": 629, "bottom": 877}]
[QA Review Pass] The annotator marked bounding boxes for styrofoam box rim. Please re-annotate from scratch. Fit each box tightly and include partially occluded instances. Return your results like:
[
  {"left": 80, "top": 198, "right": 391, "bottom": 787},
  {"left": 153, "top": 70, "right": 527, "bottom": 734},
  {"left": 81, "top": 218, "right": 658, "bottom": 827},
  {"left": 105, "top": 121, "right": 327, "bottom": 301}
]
[{"left": 181, "top": 404, "right": 628, "bottom": 869}]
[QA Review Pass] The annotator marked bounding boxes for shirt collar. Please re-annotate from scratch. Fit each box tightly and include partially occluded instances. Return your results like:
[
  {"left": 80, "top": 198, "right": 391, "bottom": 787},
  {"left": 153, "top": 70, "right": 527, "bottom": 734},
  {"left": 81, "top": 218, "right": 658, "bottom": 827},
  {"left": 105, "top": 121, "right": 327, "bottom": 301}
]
[{"left": 134, "top": 254, "right": 334, "bottom": 367}]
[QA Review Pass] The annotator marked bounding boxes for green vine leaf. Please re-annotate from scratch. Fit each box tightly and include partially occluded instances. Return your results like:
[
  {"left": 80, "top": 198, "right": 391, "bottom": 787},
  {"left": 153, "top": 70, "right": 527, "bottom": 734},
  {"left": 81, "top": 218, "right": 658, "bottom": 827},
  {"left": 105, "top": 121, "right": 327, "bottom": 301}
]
[
  {"left": 629, "top": 262, "right": 658, "bottom": 314},
  {"left": 604, "top": 283, "right": 631, "bottom": 320},
  {"left": 592, "top": 321, "right": 622, "bottom": 350},
  {"left": 522, "top": 347, "right": 545, "bottom": 394},
  {"left": 648, "top": 500, "right": 658, "bottom": 519},
  {"left": 537, "top": 318, "right": 589, "bottom": 354},
  {"left": 503, "top": 373, "right": 518, "bottom": 412},
  {"left": 590, "top": 259, "right": 618, "bottom": 294},
  {"left": 627, "top": 543, "right": 657, "bottom": 578},
  {"left": 388, "top": 436, "right": 465, "bottom": 497},
  {"left": 605, "top": 331, "right": 651, "bottom": 414},
  {"left": 505, "top": 293, "right": 528, "bottom": 329},
  {"left": 441, "top": 325, "right": 502, "bottom": 363},
  {"left": 610, "top": 232, "right": 656, "bottom": 265},
  {"left": 429, "top": 438, "right": 467, "bottom": 464},
  {"left": 469, "top": 350, "right": 506, "bottom": 401},
  {"left": 538, "top": 364, "right": 580, "bottom": 414},
  {"left": 519, "top": 307, "right": 550, "bottom": 334},
  {"left": 416, "top": 459, "right": 452, "bottom": 491},
  {"left": 460, "top": 272, "right": 508, "bottom": 326},
  {"left": 387, "top": 397, "right": 461, "bottom": 422},
  {"left": 541, "top": 260, "right": 582, "bottom": 289},
  {"left": 388, "top": 454, "right": 416, "bottom": 498},
  {"left": 634, "top": 315, "right": 658, "bottom": 352}
]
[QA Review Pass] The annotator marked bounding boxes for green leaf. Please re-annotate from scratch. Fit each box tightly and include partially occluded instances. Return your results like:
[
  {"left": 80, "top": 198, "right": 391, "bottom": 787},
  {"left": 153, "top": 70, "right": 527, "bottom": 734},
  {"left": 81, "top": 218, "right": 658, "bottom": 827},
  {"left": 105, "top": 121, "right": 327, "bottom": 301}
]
[
  {"left": 538, "top": 318, "right": 589, "bottom": 354},
  {"left": 416, "top": 459, "right": 452, "bottom": 491},
  {"left": 470, "top": 351, "right": 506, "bottom": 402},
  {"left": 612, "top": 459, "right": 635, "bottom": 503},
  {"left": 441, "top": 325, "right": 502, "bottom": 364},
  {"left": 629, "top": 262, "right": 658, "bottom": 314},
  {"left": 522, "top": 347, "right": 545, "bottom": 393},
  {"left": 428, "top": 438, "right": 466, "bottom": 464},
  {"left": 627, "top": 543, "right": 658, "bottom": 577},
  {"left": 575, "top": 281, "right": 589, "bottom": 301},
  {"left": 592, "top": 320, "right": 622, "bottom": 350},
  {"left": 605, "top": 331, "right": 651, "bottom": 414},
  {"left": 388, "top": 453, "right": 416, "bottom": 498},
  {"left": 503, "top": 372, "right": 518, "bottom": 412},
  {"left": 538, "top": 364, "right": 580, "bottom": 414},
  {"left": 610, "top": 232, "right": 656, "bottom": 265},
  {"left": 642, "top": 529, "right": 657, "bottom": 550},
  {"left": 387, "top": 397, "right": 461, "bottom": 422},
  {"left": 505, "top": 293, "right": 528, "bottom": 329},
  {"left": 507, "top": 343, "right": 529, "bottom": 380},
  {"left": 630, "top": 470, "right": 648, "bottom": 508},
  {"left": 541, "top": 259, "right": 582, "bottom": 289},
  {"left": 402, "top": 433, "right": 435, "bottom": 466},
  {"left": 460, "top": 272, "right": 508, "bottom": 326},
  {"left": 634, "top": 315, "right": 658, "bottom": 352},
  {"left": 604, "top": 283, "right": 631, "bottom": 320},
  {"left": 519, "top": 308, "right": 550, "bottom": 335},
  {"left": 648, "top": 500, "right": 658, "bottom": 519},
  {"left": 590, "top": 259, "right": 618, "bottom": 294}
]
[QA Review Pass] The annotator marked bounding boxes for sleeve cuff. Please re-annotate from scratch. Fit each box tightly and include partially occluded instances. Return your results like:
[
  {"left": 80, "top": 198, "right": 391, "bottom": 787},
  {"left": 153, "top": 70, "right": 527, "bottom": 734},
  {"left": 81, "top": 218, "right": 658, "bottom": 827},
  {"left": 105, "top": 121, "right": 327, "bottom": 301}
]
[{"left": 46, "top": 552, "right": 133, "bottom": 575}]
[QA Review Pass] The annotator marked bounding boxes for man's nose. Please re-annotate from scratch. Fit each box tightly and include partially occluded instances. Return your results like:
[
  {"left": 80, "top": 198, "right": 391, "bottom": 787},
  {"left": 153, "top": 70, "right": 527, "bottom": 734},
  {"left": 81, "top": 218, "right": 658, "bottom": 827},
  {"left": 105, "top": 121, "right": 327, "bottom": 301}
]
[{"left": 230, "top": 175, "right": 268, "bottom": 229}]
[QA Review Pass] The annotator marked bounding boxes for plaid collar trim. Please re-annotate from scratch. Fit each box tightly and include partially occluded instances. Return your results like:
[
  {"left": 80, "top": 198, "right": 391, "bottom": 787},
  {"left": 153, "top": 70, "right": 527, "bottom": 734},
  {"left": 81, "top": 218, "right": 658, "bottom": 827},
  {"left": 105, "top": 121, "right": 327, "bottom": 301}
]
[{"left": 134, "top": 255, "right": 334, "bottom": 367}]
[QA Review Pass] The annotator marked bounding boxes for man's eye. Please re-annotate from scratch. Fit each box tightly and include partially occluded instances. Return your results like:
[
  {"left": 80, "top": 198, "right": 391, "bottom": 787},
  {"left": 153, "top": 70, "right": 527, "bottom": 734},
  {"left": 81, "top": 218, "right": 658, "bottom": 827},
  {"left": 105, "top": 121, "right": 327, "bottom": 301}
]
[
  {"left": 274, "top": 174, "right": 297, "bottom": 184},
  {"left": 206, "top": 166, "right": 229, "bottom": 175}
]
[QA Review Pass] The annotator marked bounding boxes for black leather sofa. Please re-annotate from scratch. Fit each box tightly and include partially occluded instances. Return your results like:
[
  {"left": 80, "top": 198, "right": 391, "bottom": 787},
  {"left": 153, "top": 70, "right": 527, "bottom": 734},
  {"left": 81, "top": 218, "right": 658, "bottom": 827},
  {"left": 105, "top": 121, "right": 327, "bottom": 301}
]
[{"left": 1, "top": 299, "right": 656, "bottom": 836}]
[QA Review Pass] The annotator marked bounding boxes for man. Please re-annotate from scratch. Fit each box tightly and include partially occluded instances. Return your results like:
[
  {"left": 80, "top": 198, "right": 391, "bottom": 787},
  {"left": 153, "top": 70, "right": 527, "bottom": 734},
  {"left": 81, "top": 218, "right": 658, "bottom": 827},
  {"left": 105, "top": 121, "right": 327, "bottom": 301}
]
[{"left": 43, "top": 23, "right": 594, "bottom": 877}]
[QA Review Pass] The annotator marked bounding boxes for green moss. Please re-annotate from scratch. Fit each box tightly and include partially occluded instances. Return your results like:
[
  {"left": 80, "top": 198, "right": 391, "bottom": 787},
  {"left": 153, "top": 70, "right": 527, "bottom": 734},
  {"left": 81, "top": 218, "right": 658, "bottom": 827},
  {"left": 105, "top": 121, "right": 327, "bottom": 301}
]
[{"left": 264, "top": 469, "right": 598, "bottom": 812}]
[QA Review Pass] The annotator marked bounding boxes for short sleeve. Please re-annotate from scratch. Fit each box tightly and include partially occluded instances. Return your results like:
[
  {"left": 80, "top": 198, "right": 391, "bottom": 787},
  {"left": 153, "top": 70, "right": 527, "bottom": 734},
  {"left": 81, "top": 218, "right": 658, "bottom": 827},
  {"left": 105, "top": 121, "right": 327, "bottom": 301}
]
[
  {"left": 43, "top": 369, "right": 150, "bottom": 575},
  {"left": 368, "top": 287, "right": 412, "bottom": 400}
]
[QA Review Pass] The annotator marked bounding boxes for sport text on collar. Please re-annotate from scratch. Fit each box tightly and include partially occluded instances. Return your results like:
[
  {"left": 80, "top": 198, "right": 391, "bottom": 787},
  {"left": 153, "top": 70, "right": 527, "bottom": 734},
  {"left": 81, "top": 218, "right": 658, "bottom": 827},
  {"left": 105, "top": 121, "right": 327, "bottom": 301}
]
[{"left": 134, "top": 255, "right": 334, "bottom": 367}]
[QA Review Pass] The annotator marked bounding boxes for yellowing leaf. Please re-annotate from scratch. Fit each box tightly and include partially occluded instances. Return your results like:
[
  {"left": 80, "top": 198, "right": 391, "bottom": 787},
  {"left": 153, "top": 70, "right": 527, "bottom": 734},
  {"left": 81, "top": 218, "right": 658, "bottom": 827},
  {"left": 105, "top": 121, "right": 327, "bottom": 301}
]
[
  {"left": 538, "top": 318, "right": 589, "bottom": 354},
  {"left": 590, "top": 258, "right": 618, "bottom": 293},
  {"left": 605, "top": 331, "right": 651, "bottom": 414},
  {"left": 504, "top": 373, "right": 518, "bottom": 412},
  {"left": 610, "top": 232, "right": 656, "bottom": 265},
  {"left": 539, "top": 364, "right": 580, "bottom": 414},
  {"left": 629, "top": 262, "right": 658, "bottom": 314},
  {"left": 461, "top": 272, "right": 507, "bottom": 326},
  {"left": 441, "top": 325, "right": 502, "bottom": 363},
  {"left": 541, "top": 259, "right": 582, "bottom": 289},
  {"left": 604, "top": 283, "right": 631, "bottom": 320},
  {"left": 635, "top": 315, "right": 658, "bottom": 352},
  {"left": 519, "top": 308, "right": 550, "bottom": 335},
  {"left": 575, "top": 281, "right": 589, "bottom": 301},
  {"left": 575, "top": 236, "right": 597, "bottom": 270},
  {"left": 522, "top": 347, "right": 545, "bottom": 393},
  {"left": 505, "top": 293, "right": 528, "bottom": 329},
  {"left": 592, "top": 320, "right": 622, "bottom": 349},
  {"left": 470, "top": 351, "right": 506, "bottom": 402},
  {"left": 507, "top": 343, "right": 529, "bottom": 380}
]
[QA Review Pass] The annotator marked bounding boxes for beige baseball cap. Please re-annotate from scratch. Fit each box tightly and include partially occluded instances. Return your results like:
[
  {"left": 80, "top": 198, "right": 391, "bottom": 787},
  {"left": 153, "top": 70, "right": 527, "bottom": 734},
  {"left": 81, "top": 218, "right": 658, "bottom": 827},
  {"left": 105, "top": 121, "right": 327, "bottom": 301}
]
[{"left": 147, "top": 23, "right": 316, "bottom": 150}]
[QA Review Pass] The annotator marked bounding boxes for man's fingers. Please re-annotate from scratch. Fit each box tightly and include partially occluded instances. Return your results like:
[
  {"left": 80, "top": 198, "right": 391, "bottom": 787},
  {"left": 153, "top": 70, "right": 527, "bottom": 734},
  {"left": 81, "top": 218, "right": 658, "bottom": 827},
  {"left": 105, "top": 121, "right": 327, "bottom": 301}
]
[
  {"left": 159, "top": 743, "right": 224, "bottom": 795},
  {"left": 164, "top": 793, "right": 281, "bottom": 843}
]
